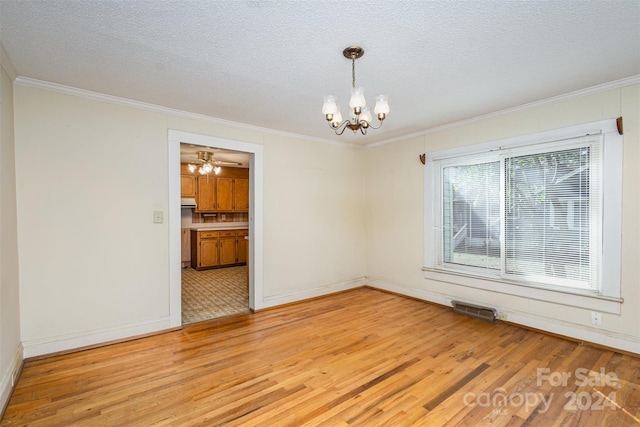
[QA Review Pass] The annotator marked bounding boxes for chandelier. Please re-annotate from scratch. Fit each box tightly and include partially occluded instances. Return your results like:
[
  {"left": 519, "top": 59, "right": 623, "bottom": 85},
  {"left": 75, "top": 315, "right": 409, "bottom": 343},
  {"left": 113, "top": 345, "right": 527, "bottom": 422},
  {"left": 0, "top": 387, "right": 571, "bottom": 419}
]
[
  {"left": 187, "top": 151, "right": 222, "bottom": 175},
  {"left": 322, "top": 46, "right": 390, "bottom": 135}
]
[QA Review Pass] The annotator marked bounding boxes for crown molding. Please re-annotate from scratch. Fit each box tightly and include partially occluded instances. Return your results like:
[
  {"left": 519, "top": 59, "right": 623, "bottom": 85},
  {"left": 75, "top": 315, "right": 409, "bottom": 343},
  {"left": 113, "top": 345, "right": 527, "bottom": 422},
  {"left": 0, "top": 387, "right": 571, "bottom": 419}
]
[
  {"left": 13, "top": 77, "right": 363, "bottom": 149},
  {"left": 0, "top": 42, "right": 18, "bottom": 81},
  {"left": 13, "top": 74, "right": 638, "bottom": 151},
  {"left": 365, "top": 74, "right": 640, "bottom": 149}
]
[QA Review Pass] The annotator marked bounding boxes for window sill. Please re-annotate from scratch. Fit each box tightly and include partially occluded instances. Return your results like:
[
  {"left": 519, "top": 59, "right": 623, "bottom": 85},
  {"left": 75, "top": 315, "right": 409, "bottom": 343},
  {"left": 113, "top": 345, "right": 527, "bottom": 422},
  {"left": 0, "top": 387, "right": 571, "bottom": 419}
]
[{"left": 422, "top": 267, "right": 622, "bottom": 314}]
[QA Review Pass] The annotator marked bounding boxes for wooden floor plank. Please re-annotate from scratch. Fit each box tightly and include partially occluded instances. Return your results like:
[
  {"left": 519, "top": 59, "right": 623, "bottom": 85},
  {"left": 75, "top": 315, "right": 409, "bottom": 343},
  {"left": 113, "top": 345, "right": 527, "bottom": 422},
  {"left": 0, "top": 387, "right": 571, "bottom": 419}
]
[{"left": 2, "top": 287, "right": 639, "bottom": 426}]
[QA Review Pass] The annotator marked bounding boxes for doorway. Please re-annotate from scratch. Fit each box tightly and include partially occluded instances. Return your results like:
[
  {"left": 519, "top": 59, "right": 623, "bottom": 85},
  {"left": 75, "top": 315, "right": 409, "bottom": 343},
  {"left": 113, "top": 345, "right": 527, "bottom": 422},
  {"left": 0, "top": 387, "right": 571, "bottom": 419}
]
[
  {"left": 168, "top": 130, "right": 264, "bottom": 329},
  {"left": 180, "top": 143, "right": 250, "bottom": 324}
]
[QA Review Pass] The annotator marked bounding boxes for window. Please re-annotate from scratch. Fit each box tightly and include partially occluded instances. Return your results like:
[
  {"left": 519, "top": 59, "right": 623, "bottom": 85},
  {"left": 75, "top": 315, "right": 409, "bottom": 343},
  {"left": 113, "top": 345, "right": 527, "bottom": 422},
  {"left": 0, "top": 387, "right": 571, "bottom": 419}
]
[{"left": 424, "top": 120, "right": 622, "bottom": 310}]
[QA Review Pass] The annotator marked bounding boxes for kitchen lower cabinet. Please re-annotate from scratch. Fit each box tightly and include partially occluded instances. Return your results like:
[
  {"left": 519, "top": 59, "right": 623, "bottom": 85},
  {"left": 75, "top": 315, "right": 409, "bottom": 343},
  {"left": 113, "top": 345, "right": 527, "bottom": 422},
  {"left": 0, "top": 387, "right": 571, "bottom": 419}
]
[
  {"left": 181, "top": 228, "right": 191, "bottom": 268},
  {"left": 191, "top": 230, "right": 219, "bottom": 270},
  {"left": 190, "top": 229, "right": 248, "bottom": 270},
  {"left": 236, "top": 230, "right": 248, "bottom": 264},
  {"left": 218, "top": 230, "right": 237, "bottom": 265}
]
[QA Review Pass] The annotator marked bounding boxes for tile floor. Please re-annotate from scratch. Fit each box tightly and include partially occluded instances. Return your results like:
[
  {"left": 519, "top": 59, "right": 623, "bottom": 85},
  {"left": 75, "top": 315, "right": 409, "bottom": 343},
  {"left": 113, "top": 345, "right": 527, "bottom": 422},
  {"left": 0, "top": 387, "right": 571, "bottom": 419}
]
[{"left": 181, "top": 265, "right": 249, "bottom": 324}]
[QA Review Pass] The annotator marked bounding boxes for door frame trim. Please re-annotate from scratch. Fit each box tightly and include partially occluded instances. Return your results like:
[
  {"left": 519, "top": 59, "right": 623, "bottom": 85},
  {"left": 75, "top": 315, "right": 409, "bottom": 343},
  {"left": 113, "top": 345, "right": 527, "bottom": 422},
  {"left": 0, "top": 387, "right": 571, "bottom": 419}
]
[{"left": 168, "top": 130, "right": 264, "bottom": 327}]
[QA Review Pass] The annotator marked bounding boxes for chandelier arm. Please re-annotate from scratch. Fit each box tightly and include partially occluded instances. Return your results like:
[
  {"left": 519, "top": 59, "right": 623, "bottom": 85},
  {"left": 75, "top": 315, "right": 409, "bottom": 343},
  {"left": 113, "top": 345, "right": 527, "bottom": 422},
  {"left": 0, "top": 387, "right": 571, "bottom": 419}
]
[
  {"left": 364, "top": 119, "right": 385, "bottom": 130},
  {"left": 330, "top": 119, "right": 352, "bottom": 135}
]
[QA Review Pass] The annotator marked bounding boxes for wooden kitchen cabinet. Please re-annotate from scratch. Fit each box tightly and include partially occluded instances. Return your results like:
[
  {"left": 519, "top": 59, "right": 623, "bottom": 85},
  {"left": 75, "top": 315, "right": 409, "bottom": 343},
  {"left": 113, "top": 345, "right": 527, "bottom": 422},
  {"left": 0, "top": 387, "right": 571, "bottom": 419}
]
[
  {"left": 181, "top": 228, "right": 191, "bottom": 268},
  {"left": 216, "top": 177, "right": 248, "bottom": 212},
  {"left": 190, "top": 229, "right": 248, "bottom": 270},
  {"left": 191, "top": 230, "right": 219, "bottom": 270},
  {"left": 180, "top": 164, "right": 198, "bottom": 198},
  {"left": 234, "top": 178, "right": 249, "bottom": 212},
  {"left": 218, "top": 230, "right": 237, "bottom": 265},
  {"left": 180, "top": 175, "right": 197, "bottom": 198},
  {"left": 195, "top": 175, "right": 216, "bottom": 212},
  {"left": 236, "top": 230, "right": 248, "bottom": 264},
  {"left": 216, "top": 177, "right": 234, "bottom": 211},
  {"left": 187, "top": 166, "right": 249, "bottom": 213}
]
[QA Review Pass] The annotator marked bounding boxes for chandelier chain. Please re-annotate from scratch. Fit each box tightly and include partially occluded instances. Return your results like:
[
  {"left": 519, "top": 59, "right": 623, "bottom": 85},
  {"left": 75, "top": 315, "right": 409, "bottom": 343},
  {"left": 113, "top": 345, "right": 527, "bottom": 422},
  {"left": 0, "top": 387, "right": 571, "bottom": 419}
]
[{"left": 352, "top": 56, "right": 356, "bottom": 88}]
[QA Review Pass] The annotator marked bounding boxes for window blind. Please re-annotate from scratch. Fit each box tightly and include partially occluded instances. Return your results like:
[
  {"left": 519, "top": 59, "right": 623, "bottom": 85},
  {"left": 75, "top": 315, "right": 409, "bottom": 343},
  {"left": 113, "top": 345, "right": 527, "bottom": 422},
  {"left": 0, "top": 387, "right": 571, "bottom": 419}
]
[{"left": 503, "top": 135, "right": 602, "bottom": 290}]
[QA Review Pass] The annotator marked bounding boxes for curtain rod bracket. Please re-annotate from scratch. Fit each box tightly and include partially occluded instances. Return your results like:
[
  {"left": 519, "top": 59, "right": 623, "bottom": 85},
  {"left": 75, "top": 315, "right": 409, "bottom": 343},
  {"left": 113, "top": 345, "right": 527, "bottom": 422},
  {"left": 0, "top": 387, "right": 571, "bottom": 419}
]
[{"left": 616, "top": 117, "right": 623, "bottom": 135}]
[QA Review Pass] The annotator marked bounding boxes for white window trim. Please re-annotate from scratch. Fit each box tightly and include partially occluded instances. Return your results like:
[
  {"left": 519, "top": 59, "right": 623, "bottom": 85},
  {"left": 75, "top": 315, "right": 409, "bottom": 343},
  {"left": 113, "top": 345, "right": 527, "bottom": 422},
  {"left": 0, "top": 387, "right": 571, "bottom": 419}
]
[{"left": 423, "top": 119, "right": 623, "bottom": 314}]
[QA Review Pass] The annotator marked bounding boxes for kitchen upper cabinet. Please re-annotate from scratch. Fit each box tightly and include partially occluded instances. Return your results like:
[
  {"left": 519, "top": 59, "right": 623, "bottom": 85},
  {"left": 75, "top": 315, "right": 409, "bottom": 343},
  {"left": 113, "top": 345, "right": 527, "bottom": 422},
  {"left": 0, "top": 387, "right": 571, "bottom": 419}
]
[
  {"left": 180, "top": 175, "right": 197, "bottom": 198},
  {"left": 234, "top": 178, "right": 249, "bottom": 212},
  {"left": 195, "top": 176, "right": 216, "bottom": 212},
  {"left": 216, "top": 177, "right": 234, "bottom": 211},
  {"left": 216, "top": 177, "right": 248, "bottom": 212},
  {"left": 181, "top": 164, "right": 249, "bottom": 213},
  {"left": 218, "top": 230, "right": 237, "bottom": 265}
]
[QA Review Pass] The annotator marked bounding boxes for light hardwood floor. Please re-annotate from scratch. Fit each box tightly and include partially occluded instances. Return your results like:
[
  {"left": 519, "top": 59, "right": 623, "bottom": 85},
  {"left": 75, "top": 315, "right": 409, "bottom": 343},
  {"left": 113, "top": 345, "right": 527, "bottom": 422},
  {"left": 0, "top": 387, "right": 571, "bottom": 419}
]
[{"left": 2, "top": 288, "right": 639, "bottom": 426}]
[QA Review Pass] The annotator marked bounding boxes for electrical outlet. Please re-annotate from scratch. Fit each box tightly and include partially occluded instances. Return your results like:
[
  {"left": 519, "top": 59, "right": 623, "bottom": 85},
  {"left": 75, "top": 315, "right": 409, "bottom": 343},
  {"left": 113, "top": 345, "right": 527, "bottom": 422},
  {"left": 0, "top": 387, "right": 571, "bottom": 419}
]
[
  {"left": 496, "top": 312, "right": 508, "bottom": 321},
  {"left": 591, "top": 311, "right": 602, "bottom": 326}
]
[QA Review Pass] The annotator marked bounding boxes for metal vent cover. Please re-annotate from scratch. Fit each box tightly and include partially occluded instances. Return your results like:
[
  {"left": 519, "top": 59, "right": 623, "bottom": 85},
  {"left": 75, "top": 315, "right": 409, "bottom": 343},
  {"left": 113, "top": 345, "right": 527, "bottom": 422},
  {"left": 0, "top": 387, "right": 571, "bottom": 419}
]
[{"left": 451, "top": 300, "right": 497, "bottom": 323}]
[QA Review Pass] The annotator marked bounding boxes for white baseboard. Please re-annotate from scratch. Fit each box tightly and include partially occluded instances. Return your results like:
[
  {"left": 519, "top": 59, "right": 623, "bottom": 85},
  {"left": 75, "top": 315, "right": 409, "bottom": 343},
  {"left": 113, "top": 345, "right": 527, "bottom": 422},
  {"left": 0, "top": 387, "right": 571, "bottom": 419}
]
[
  {"left": 366, "top": 278, "right": 640, "bottom": 355},
  {"left": 262, "top": 277, "right": 366, "bottom": 309},
  {"left": 1, "top": 343, "right": 23, "bottom": 415},
  {"left": 22, "top": 317, "right": 173, "bottom": 359},
  {"left": 21, "top": 278, "right": 365, "bottom": 359}
]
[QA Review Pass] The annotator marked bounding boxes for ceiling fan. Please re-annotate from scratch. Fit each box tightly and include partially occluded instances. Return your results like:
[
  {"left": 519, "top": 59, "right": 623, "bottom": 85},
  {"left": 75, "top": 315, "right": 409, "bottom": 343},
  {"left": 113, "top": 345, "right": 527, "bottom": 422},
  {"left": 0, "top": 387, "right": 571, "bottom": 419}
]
[{"left": 187, "top": 151, "right": 242, "bottom": 175}]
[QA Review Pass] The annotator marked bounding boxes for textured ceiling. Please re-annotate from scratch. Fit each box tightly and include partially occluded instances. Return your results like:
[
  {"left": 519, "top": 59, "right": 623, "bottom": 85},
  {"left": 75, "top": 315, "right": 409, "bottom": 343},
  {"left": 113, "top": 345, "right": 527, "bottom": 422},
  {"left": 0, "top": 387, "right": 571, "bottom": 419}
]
[{"left": 1, "top": 0, "right": 639, "bottom": 145}]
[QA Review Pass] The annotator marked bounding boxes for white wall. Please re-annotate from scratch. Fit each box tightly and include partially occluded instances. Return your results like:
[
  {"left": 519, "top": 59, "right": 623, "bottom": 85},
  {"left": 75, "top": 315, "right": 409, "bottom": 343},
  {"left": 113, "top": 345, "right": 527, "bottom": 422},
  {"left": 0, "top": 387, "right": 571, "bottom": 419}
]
[
  {"left": 0, "top": 60, "right": 22, "bottom": 411},
  {"left": 364, "top": 84, "right": 640, "bottom": 353},
  {"left": 10, "top": 78, "right": 639, "bottom": 358},
  {"left": 260, "top": 133, "right": 365, "bottom": 300},
  {"left": 14, "top": 85, "right": 366, "bottom": 356}
]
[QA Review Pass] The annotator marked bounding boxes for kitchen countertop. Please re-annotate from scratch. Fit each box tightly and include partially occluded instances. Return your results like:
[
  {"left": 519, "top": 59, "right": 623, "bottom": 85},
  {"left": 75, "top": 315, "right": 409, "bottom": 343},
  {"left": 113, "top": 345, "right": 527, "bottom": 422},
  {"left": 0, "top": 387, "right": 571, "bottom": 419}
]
[{"left": 188, "top": 222, "right": 248, "bottom": 231}]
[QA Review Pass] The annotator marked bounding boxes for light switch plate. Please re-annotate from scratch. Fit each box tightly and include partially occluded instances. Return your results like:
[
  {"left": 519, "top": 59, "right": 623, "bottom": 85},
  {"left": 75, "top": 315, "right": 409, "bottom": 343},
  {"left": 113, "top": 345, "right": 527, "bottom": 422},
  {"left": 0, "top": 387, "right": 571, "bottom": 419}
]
[{"left": 153, "top": 210, "right": 163, "bottom": 224}]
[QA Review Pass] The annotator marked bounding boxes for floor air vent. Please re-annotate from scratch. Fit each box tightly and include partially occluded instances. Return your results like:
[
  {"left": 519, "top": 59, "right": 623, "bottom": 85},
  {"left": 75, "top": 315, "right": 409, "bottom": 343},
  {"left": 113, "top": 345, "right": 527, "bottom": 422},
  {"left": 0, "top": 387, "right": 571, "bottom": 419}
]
[{"left": 451, "top": 301, "right": 497, "bottom": 323}]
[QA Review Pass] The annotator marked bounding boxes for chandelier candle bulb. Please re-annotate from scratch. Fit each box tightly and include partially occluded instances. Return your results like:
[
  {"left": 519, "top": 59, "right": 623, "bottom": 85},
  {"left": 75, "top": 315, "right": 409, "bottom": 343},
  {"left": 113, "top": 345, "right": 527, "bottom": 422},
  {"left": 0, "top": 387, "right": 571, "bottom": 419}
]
[
  {"left": 322, "top": 95, "right": 338, "bottom": 116},
  {"left": 322, "top": 46, "right": 389, "bottom": 135},
  {"left": 360, "top": 107, "right": 372, "bottom": 126},
  {"left": 349, "top": 87, "right": 366, "bottom": 110},
  {"left": 374, "top": 94, "right": 390, "bottom": 119},
  {"left": 331, "top": 106, "right": 343, "bottom": 128}
]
